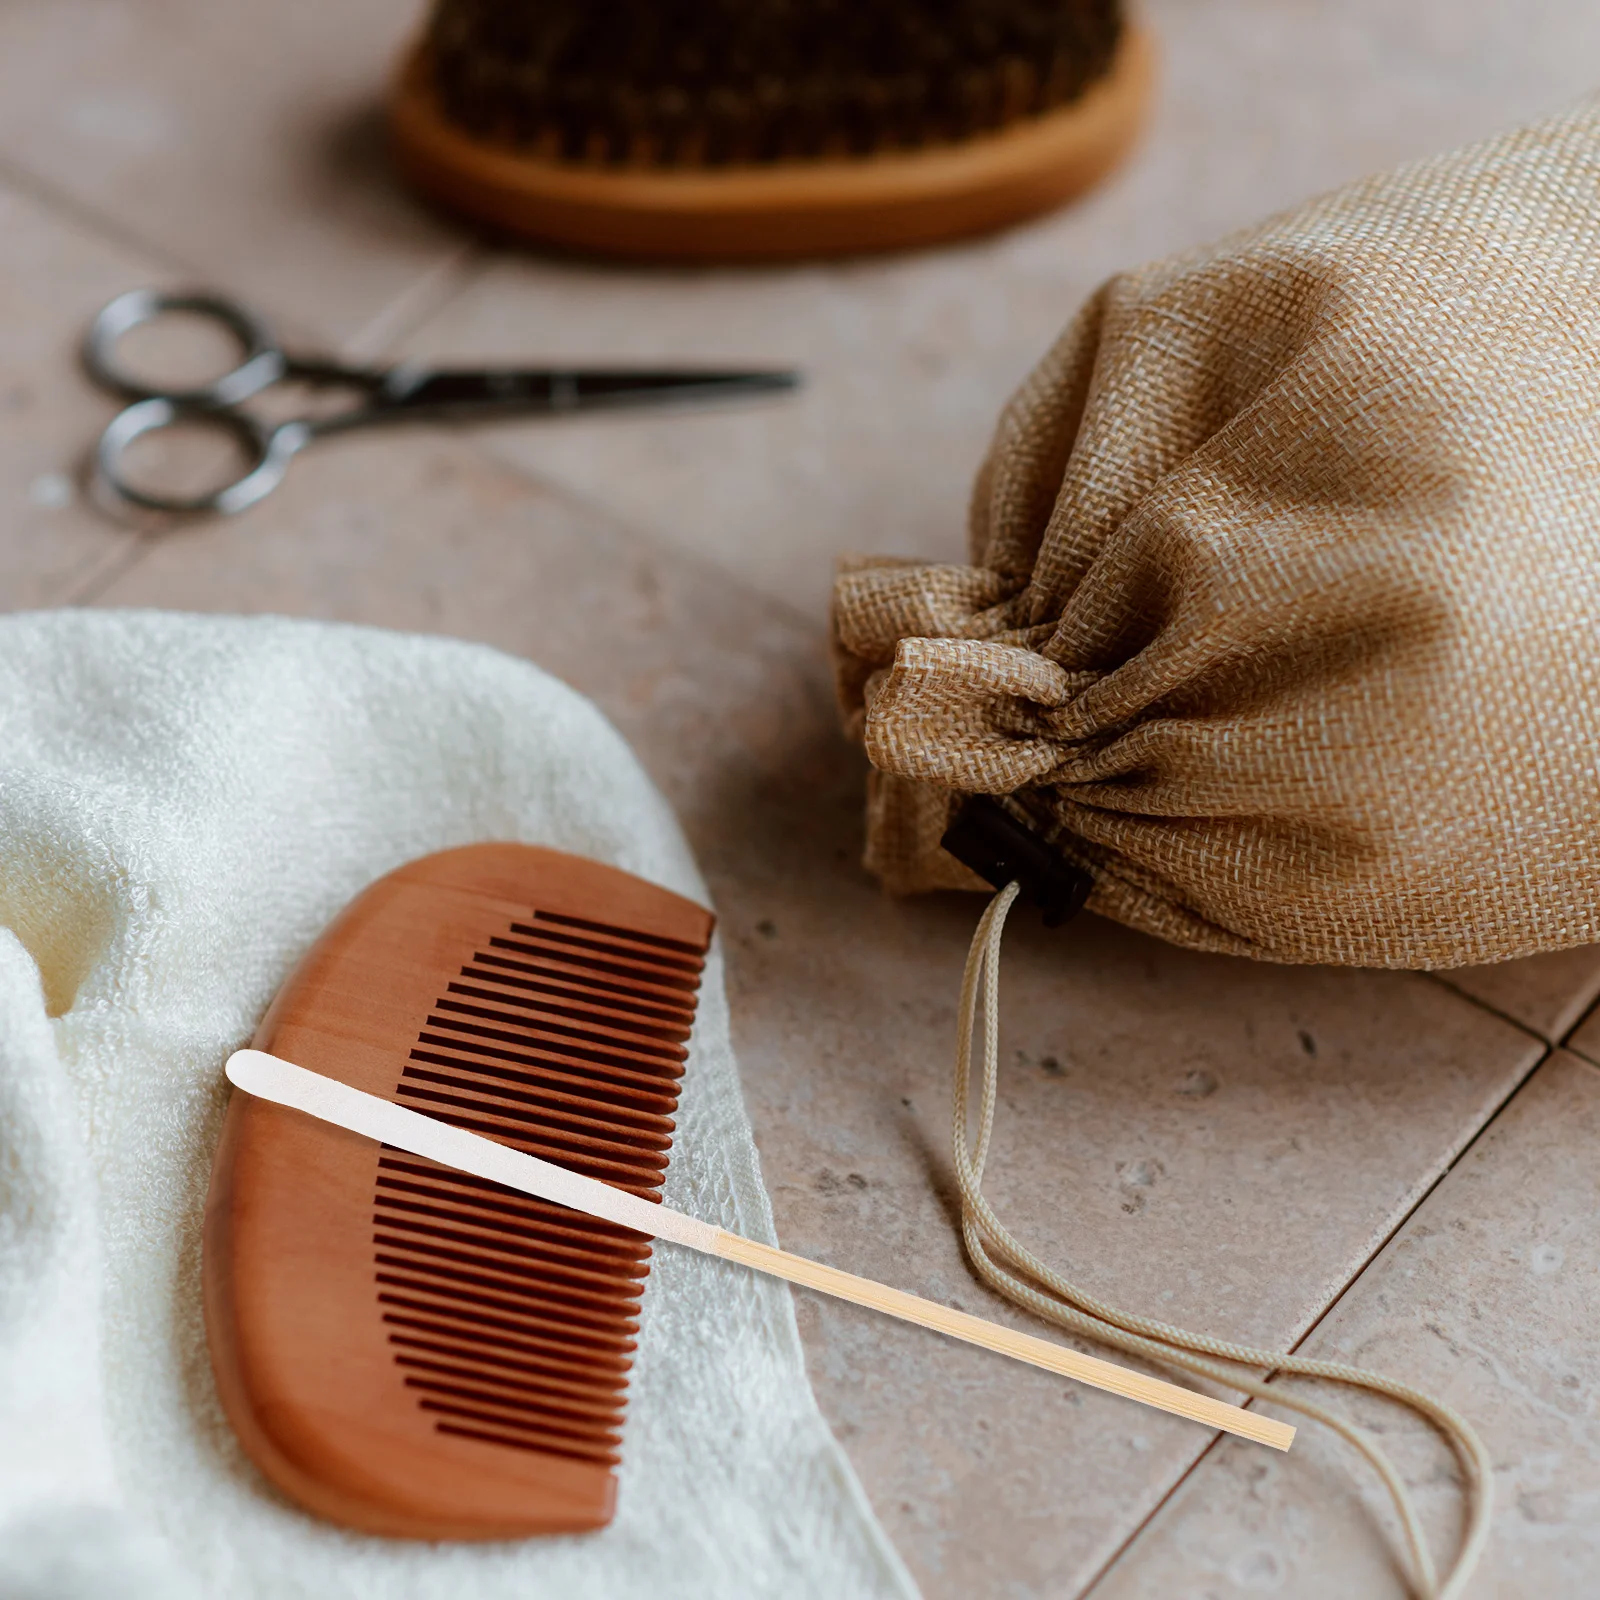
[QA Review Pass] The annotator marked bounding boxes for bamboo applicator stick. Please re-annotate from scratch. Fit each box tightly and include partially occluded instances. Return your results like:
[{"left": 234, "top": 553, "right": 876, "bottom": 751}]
[{"left": 226, "top": 1050, "right": 1294, "bottom": 1452}]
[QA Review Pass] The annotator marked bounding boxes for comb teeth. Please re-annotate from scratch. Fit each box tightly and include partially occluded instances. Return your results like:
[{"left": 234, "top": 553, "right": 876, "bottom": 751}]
[{"left": 373, "top": 908, "right": 704, "bottom": 1468}]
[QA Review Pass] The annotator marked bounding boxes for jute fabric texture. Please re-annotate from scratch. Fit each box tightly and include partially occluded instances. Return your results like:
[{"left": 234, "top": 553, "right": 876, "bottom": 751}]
[{"left": 833, "top": 100, "right": 1600, "bottom": 968}]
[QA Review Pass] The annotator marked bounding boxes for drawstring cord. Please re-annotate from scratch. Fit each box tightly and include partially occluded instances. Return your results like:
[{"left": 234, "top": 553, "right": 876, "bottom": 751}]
[{"left": 952, "top": 884, "right": 1491, "bottom": 1600}]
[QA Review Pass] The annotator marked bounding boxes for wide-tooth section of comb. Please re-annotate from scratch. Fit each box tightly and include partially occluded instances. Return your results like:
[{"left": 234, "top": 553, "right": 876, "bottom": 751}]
[{"left": 374, "top": 905, "right": 705, "bottom": 1468}]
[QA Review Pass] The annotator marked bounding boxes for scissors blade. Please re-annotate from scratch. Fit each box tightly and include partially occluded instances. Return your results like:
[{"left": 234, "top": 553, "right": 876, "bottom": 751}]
[{"left": 374, "top": 365, "right": 800, "bottom": 419}]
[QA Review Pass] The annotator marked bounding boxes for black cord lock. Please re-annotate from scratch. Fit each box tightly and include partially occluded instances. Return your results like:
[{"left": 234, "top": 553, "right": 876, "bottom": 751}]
[{"left": 940, "top": 796, "right": 1094, "bottom": 929}]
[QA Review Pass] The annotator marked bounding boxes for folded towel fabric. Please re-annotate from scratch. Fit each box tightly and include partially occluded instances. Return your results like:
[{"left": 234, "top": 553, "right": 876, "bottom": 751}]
[{"left": 0, "top": 609, "right": 915, "bottom": 1600}]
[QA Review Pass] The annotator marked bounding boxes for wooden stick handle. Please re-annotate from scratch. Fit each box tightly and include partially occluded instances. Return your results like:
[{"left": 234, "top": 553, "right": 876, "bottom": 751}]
[
  {"left": 227, "top": 1051, "right": 1293, "bottom": 1453},
  {"left": 711, "top": 1230, "right": 1295, "bottom": 1452}
]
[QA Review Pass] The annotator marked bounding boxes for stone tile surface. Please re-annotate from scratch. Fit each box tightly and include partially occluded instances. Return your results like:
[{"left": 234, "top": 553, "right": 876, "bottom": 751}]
[
  {"left": 1435, "top": 947, "right": 1600, "bottom": 1044},
  {"left": 0, "top": 0, "right": 457, "bottom": 344},
  {"left": 395, "top": 0, "right": 1600, "bottom": 621},
  {"left": 0, "top": 179, "right": 167, "bottom": 606},
  {"left": 1091, "top": 1052, "right": 1600, "bottom": 1600},
  {"left": 94, "top": 444, "right": 1544, "bottom": 1596},
  {"left": 1560, "top": 1003, "right": 1600, "bottom": 1066}
]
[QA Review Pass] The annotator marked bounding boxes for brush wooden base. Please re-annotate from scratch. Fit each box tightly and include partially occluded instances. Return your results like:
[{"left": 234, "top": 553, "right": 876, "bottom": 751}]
[{"left": 388, "top": 25, "right": 1155, "bottom": 263}]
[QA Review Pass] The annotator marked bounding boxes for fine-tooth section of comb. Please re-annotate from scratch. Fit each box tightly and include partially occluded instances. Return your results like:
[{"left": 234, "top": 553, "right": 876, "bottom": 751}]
[
  {"left": 202, "top": 844, "right": 714, "bottom": 1539},
  {"left": 373, "top": 905, "right": 701, "bottom": 1468}
]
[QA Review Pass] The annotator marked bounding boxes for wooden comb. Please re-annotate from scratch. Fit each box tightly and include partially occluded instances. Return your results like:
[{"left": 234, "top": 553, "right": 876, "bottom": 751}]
[{"left": 202, "top": 842, "right": 714, "bottom": 1539}]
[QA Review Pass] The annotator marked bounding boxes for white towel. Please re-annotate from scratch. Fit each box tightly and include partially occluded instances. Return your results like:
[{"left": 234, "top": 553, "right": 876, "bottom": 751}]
[{"left": 0, "top": 609, "right": 916, "bottom": 1600}]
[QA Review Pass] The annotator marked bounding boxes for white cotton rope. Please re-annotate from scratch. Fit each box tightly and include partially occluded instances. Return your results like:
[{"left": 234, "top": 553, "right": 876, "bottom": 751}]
[{"left": 952, "top": 884, "right": 1492, "bottom": 1600}]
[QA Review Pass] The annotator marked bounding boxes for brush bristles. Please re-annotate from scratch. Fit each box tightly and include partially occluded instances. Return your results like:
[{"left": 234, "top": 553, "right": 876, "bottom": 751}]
[{"left": 426, "top": 0, "right": 1124, "bottom": 167}]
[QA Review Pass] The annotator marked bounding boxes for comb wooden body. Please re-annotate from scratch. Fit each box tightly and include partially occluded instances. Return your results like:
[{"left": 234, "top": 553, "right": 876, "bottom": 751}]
[{"left": 202, "top": 843, "right": 714, "bottom": 1539}]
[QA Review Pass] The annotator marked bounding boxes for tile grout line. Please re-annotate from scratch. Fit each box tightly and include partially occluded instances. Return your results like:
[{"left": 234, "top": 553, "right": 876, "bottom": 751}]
[
  {"left": 337, "top": 241, "right": 486, "bottom": 364},
  {"left": 1423, "top": 967, "right": 1600, "bottom": 1051},
  {"left": 0, "top": 153, "right": 203, "bottom": 283},
  {"left": 1555, "top": 989, "right": 1600, "bottom": 1056},
  {"left": 0, "top": 149, "right": 201, "bottom": 614},
  {"left": 462, "top": 426, "right": 832, "bottom": 637},
  {"left": 1421, "top": 970, "right": 1550, "bottom": 1044},
  {"left": 1075, "top": 1035, "right": 1557, "bottom": 1599},
  {"left": 63, "top": 535, "right": 158, "bottom": 607},
  {"left": 1075, "top": 1426, "right": 1229, "bottom": 1599},
  {"left": 0, "top": 147, "right": 487, "bottom": 356},
  {"left": 335, "top": 243, "right": 652, "bottom": 554},
  {"left": 360, "top": 241, "right": 831, "bottom": 637}
]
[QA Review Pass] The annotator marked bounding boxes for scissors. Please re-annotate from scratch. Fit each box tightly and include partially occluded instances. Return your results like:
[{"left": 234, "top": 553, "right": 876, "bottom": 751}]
[{"left": 83, "top": 289, "right": 800, "bottom": 517}]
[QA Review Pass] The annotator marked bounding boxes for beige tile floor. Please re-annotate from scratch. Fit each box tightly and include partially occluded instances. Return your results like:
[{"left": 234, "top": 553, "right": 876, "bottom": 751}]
[
  {"left": 4, "top": 2, "right": 1600, "bottom": 1594},
  {"left": 1092, "top": 1053, "right": 1600, "bottom": 1600}
]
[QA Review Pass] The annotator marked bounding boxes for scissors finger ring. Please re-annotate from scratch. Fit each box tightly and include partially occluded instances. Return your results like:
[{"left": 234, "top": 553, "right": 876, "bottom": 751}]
[
  {"left": 83, "top": 288, "right": 287, "bottom": 409},
  {"left": 95, "top": 400, "right": 311, "bottom": 517}
]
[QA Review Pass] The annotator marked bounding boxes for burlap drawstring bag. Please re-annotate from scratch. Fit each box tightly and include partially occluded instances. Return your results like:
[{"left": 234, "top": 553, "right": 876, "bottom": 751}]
[
  {"left": 834, "top": 103, "right": 1600, "bottom": 1598},
  {"left": 836, "top": 98, "right": 1600, "bottom": 971}
]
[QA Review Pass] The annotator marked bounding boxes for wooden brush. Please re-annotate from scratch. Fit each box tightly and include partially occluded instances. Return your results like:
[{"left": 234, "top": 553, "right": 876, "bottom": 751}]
[
  {"left": 204, "top": 843, "right": 1289, "bottom": 1546},
  {"left": 388, "top": 1, "right": 1154, "bottom": 261}
]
